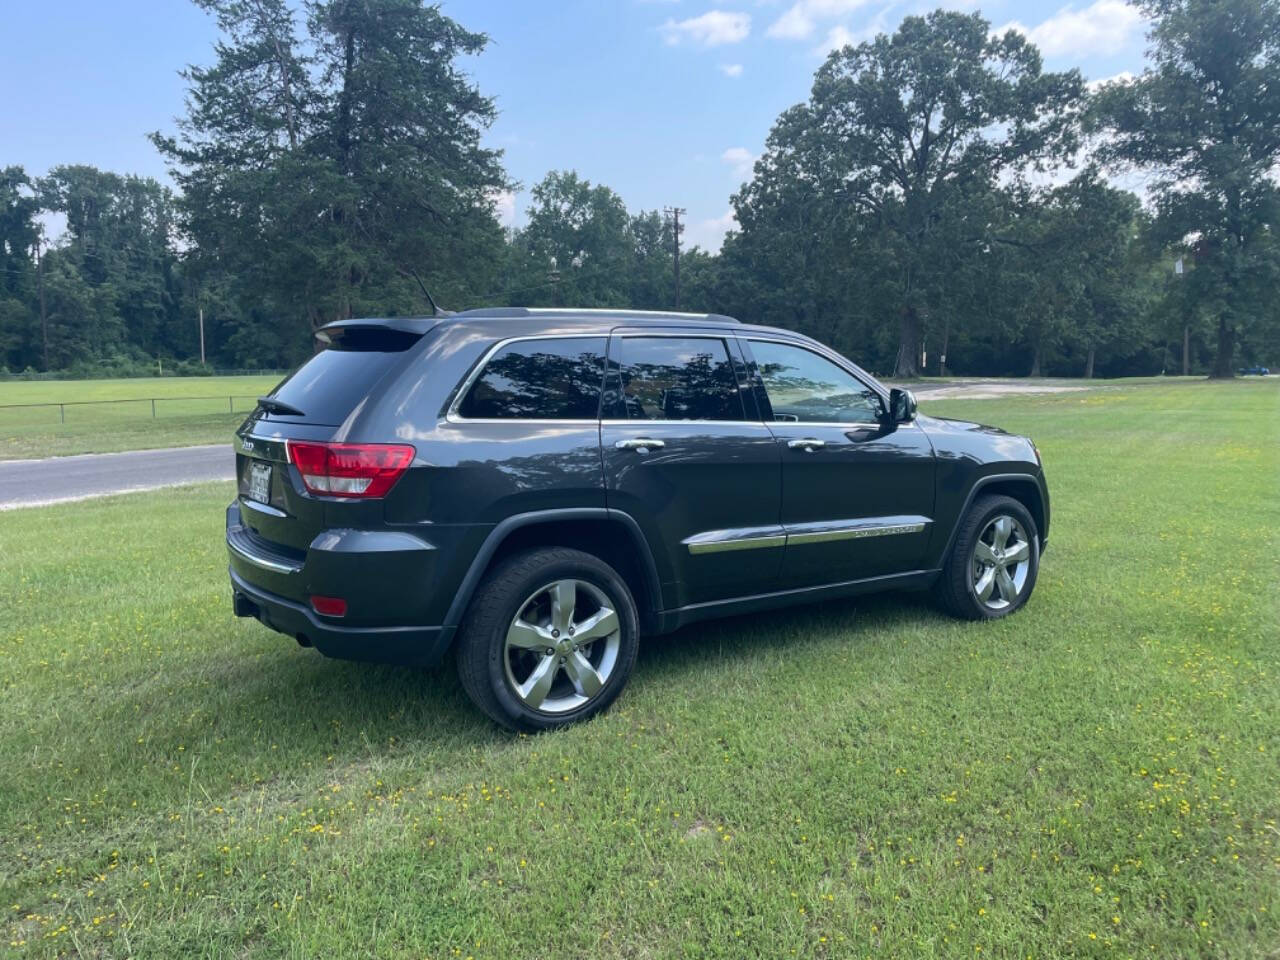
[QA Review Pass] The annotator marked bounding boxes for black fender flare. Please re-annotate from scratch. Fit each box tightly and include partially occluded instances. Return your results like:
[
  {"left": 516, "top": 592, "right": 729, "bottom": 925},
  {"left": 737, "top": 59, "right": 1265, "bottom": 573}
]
[
  {"left": 442, "top": 507, "right": 665, "bottom": 631},
  {"left": 938, "top": 472, "right": 1049, "bottom": 564}
]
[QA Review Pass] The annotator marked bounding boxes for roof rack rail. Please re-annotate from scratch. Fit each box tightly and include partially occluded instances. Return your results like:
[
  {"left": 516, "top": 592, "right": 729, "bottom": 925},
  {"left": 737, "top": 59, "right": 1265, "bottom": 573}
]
[{"left": 449, "top": 306, "right": 740, "bottom": 323}]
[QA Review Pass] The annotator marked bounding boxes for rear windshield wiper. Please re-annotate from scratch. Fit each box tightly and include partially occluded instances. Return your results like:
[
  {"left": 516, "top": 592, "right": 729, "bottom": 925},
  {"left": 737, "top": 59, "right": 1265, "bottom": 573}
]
[{"left": 256, "top": 396, "right": 306, "bottom": 417}]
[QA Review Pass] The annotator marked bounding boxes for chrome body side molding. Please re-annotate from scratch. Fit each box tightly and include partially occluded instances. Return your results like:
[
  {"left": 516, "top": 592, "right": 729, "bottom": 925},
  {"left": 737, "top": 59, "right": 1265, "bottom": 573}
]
[
  {"left": 685, "top": 516, "right": 930, "bottom": 555},
  {"left": 683, "top": 526, "right": 789, "bottom": 555}
]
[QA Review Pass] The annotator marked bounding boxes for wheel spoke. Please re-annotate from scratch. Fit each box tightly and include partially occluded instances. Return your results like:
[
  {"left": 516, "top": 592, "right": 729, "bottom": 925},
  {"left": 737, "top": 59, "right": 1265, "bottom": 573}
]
[
  {"left": 507, "top": 618, "right": 551, "bottom": 652},
  {"left": 975, "top": 565, "right": 997, "bottom": 601},
  {"left": 1002, "top": 540, "right": 1030, "bottom": 565},
  {"left": 974, "top": 541, "right": 996, "bottom": 564},
  {"left": 992, "top": 516, "right": 1012, "bottom": 550},
  {"left": 573, "top": 607, "right": 618, "bottom": 643},
  {"left": 563, "top": 651, "right": 604, "bottom": 698},
  {"left": 517, "top": 655, "right": 559, "bottom": 708},
  {"left": 550, "top": 580, "right": 576, "bottom": 632},
  {"left": 995, "top": 566, "right": 1017, "bottom": 602}
]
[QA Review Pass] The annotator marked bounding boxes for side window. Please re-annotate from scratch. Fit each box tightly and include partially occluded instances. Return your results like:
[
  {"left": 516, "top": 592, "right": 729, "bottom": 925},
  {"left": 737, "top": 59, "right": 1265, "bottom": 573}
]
[
  {"left": 457, "top": 337, "right": 606, "bottom": 420},
  {"left": 609, "top": 336, "right": 744, "bottom": 421},
  {"left": 749, "top": 340, "right": 882, "bottom": 424}
]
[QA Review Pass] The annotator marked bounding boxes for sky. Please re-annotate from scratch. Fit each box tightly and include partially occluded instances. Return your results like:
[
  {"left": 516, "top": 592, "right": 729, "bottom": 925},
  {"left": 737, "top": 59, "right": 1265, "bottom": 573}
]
[{"left": 2, "top": 0, "right": 1151, "bottom": 251}]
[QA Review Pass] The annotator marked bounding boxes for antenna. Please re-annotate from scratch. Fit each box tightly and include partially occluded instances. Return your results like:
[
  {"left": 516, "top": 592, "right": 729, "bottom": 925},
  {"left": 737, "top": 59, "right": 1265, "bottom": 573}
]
[{"left": 407, "top": 267, "right": 449, "bottom": 316}]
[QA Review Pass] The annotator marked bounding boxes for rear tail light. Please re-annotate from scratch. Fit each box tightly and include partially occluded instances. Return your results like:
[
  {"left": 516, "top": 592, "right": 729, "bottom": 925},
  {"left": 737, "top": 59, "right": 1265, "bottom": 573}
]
[
  {"left": 286, "top": 441, "right": 415, "bottom": 498},
  {"left": 310, "top": 595, "right": 347, "bottom": 617}
]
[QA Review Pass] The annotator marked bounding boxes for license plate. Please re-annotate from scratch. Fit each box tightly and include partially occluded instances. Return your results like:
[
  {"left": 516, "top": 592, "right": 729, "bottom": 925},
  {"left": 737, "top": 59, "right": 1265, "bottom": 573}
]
[{"left": 248, "top": 461, "right": 272, "bottom": 504}]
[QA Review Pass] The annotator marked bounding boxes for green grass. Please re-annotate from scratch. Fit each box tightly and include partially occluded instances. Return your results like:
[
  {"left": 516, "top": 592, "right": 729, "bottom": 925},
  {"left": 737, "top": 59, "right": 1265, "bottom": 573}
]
[
  {"left": 0, "top": 376, "right": 283, "bottom": 459},
  {"left": 2, "top": 380, "right": 1277, "bottom": 958}
]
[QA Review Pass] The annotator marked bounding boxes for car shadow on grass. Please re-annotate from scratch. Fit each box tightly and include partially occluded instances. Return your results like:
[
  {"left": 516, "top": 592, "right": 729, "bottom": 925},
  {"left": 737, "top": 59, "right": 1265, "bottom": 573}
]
[
  {"left": 224, "top": 588, "right": 942, "bottom": 744},
  {"left": 635, "top": 589, "right": 943, "bottom": 677},
  {"left": 42, "top": 588, "right": 945, "bottom": 795}
]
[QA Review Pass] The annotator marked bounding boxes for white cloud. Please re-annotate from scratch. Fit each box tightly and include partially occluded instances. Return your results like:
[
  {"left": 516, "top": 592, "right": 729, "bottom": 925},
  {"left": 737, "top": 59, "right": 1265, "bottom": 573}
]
[
  {"left": 719, "top": 62, "right": 745, "bottom": 77},
  {"left": 1087, "top": 69, "right": 1136, "bottom": 91},
  {"left": 721, "top": 146, "right": 756, "bottom": 177},
  {"left": 997, "top": 0, "right": 1145, "bottom": 58},
  {"left": 685, "top": 209, "right": 739, "bottom": 252},
  {"left": 814, "top": 24, "right": 857, "bottom": 54},
  {"left": 660, "top": 10, "right": 752, "bottom": 46},
  {"left": 766, "top": 0, "right": 871, "bottom": 40},
  {"left": 488, "top": 189, "right": 518, "bottom": 229}
]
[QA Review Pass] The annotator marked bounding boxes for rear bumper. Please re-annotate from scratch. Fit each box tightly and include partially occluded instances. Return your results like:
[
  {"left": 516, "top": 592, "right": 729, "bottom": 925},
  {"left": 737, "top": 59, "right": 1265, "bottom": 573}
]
[
  {"left": 230, "top": 568, "right": 455, "bottom": 666},
  {"left": 226, "top": 501, "right": 455, "bottom": 666}
]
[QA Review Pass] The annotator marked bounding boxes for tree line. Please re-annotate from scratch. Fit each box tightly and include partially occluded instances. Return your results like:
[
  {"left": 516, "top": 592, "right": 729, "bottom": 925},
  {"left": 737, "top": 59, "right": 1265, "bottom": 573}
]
[{"left": 1, "top": 0, "right": 1277, "bottom": 379}]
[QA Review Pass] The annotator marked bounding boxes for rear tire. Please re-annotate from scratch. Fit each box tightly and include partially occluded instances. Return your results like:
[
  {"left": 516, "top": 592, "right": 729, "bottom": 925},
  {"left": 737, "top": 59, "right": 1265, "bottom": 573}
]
[
  {"left": 936, "top": 495, "right": 1040, "bottom": 621},
  {"left": 455, "top": 547, "right": 639, "bottom": 732}
]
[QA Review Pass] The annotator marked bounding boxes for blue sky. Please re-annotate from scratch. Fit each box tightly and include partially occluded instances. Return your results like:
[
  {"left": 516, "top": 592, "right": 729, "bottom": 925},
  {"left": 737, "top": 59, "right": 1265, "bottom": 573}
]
[{"left": 3, "top": 0, "right": 1149, "bottom": 250}]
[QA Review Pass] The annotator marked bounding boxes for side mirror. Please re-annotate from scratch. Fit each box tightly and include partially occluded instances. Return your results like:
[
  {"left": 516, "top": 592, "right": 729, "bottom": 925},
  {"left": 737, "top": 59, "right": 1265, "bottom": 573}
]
[{"left": 888, "top": 387, "right": 917, "bottom": 424}]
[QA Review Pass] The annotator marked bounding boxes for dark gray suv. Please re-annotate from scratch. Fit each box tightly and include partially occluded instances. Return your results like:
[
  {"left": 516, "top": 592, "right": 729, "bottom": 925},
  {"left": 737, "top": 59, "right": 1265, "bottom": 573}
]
[{"left": 228, "top": 308, "right": 1050, "bottom": 730}]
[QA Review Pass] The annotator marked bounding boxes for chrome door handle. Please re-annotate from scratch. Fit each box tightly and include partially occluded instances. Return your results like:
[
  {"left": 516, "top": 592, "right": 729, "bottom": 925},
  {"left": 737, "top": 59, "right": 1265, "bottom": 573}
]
[
  {"left": 787, "top": 438, "right": 826, "bottom": 452},
  {"left": 615, "top": 438, "right": 665, "bottom": 452}
]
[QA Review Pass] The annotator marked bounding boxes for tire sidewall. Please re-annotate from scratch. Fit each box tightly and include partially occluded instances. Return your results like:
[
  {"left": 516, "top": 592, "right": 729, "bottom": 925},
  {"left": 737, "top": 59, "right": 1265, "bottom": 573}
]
[
  {"left": 483, "top": 554, "right": 638, "bottom": 731},
  {"left": 962, "top": 498, "right": 1040, "bottom": 619}
]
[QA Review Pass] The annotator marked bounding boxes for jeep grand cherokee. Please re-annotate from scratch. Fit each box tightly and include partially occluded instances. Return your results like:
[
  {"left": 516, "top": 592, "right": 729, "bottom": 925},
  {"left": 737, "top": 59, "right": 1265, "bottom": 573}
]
[{"left": 228, "top": 308, "right": 1049, "bottom": 730}]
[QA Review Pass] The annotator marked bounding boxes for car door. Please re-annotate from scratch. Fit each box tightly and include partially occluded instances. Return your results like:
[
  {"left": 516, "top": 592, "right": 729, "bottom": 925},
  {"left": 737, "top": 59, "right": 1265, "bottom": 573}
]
[
  {"left": 742, "top": 337, "right": 936, "bottom": 589},
  {"left": 600, "top": 330, "right": 782, "bottom": 608}
]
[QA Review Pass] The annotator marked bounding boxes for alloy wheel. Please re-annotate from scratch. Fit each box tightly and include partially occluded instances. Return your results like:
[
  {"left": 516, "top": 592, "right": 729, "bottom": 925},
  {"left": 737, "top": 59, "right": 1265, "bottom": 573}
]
[
  {"left": 503, "top": 579, "right": 622, "bottom": 714},
  {"left": 971, "top": 514, "right": 1032, "bottom": 611}
]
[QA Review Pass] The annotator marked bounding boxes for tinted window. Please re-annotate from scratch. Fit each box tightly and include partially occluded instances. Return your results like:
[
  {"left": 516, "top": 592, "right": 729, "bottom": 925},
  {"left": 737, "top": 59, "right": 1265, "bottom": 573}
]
[
  {"left": 458, "top": 337, "right": 606, "bottom": 420},
  {"left": 269, "top": 342, "right": 412, "bottom": 426},
  {"left": 750, "top": 340, "right": 881, "bottom": 423},
  {"left": 611, "top": 337, "right": 744, "bottom": 421}
]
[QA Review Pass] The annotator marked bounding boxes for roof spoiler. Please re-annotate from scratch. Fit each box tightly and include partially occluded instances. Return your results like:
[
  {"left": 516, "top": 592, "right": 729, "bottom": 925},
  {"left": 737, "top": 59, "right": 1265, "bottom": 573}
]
[{"left": 314, "top": 316, "right": 443, "bottom": 346}]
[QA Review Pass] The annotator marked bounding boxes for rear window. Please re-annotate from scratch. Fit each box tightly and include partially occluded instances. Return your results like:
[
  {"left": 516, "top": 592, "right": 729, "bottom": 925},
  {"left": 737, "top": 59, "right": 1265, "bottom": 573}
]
[
  {"left": 606, "top": 336, "right": 744, "bottom": 421},
  {"left": 268, "top": 340, "right": 413, "bottom": 426},
  {"left": 457, "top": 337, "right": 607, "bottom": 420}
]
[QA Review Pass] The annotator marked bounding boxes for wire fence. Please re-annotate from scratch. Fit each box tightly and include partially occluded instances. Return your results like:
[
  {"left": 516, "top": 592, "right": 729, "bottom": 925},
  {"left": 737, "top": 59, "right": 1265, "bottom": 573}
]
[
  {"left": 0, "top": 369, "right": 287, "bottom": 382},
  {"left": 0, "top": 395, "right": 264, "bottom": 427}
]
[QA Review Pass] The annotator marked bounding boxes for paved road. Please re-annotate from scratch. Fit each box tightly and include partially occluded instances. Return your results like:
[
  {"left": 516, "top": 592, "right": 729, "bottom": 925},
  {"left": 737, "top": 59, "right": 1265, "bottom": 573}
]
[{"left": 0, "top": 444, "right": 234, "bottom": 510}]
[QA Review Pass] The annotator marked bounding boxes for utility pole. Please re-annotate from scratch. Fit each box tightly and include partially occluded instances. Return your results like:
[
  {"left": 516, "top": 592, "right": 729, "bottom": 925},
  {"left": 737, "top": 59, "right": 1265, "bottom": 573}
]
[
  {"left": 1175, "top": 256, "right": 1188, "bottom": 376},
  {"left": 199, "top": 305, "right": 206, "bottom": 366},
  {"left": 664, "top": 206, "right": 686, "bottom": 309},
  {"left": 35, "top": 233, "right": 48, "bottom": 371}
]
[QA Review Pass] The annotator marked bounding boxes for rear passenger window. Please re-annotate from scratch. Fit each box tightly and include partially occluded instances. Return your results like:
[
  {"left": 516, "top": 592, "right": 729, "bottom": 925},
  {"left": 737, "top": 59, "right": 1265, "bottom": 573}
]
[
  {"left": 457, "top": 337, "right": 606, "bottom": 420},
  {"left": 609, "top": 337, "right": 744, "bottom": 421}
]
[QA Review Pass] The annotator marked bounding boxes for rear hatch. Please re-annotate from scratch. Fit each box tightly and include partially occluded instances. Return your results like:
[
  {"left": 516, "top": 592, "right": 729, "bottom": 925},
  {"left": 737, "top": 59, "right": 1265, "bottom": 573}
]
[{"left": 233, "top": 320, "right": 432, "bottom": 577}]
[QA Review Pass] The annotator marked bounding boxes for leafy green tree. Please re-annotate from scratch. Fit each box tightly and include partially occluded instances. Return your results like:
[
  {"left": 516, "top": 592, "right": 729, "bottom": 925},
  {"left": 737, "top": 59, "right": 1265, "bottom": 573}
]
[
  {"left": 0, "top": 167, "right": 41, "bottom": 370},
  {"left": 628, "top": 209, "right": 676, "bottom": 310},
  {"left": 513, "top": 171, "right": 634, "bottom": 307},
  {"left": 37, "top": 166, "right": 185, "bottom": 368},
  {"left": 1092, "top": 0, "right": 1280, "bottom": 377},
  {"left": 742, "top": 11, "right": 1084, "bottom": 377},
  {"left": 1002, "top": 172, "right": 1150, "bottom": 376},
  {"left": 154, "top": 0, "right": 508, "bottom": 362}
]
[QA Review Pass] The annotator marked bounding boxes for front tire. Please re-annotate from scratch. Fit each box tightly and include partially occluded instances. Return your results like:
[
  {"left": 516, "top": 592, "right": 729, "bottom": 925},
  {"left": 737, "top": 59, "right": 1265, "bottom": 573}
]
[
  {"left": 936, "top": 494, "right": 1040, "bottom": 621},
  {"left": 455, "top": 547, "right": 639, "bottom": 732}
]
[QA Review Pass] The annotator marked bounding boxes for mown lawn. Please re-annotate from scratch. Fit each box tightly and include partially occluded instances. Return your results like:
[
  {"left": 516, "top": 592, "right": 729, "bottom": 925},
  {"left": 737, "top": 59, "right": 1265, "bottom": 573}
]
[
  {"left": 0, "top": 376, "right": 283, "bottom": 459},
  {"left": 1, "top": 379, "right": 1277, "bottom": 958}
]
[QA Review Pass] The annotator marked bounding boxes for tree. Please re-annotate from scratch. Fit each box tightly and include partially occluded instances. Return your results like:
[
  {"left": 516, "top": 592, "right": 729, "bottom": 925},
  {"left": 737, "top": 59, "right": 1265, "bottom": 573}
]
[
  {"left": 1000, "top": 172, "right": 1150, "bottom": 377},
  {"left": 154, "top": 0, "right": 509, "bottom": 363},
  {"left": 743, "top": 11, "right": 1084, "bottom": 377},
  {"left": 39, "top": 166, "right": 185, "bottom": 365},
  {"left": 0, "top": 167, "right": 41, "bottom": 370},
  {"left": 628, "top": 209, "right": 676, "bottom": 310},
  {"left": 513, "top": 171, "right": 633, "bottom": 307},
  {"left": 1092, "top": 0, "right": 1280, "bottom": 377}
]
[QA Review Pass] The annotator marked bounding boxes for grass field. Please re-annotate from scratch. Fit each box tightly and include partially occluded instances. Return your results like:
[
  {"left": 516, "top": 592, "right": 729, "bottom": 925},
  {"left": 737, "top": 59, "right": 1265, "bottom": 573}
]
[
  {"left": 2, "top": 379, "right": 1277, "bottom": 958},
  {"left": 0, "top": 376, "right": 283, "bottom": 459}
]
